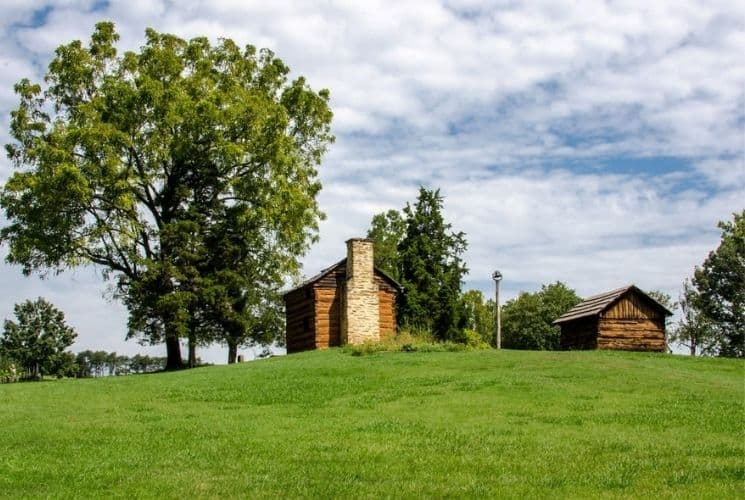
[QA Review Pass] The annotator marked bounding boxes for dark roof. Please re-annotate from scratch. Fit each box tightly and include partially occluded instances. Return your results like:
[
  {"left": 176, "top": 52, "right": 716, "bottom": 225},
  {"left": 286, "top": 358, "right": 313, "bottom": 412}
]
[
  {"left": 283, "top": 258, "right": 403, "bottom": 296},
  {"left": 553, "top": 284, "right": 673, "bottom": 324}
]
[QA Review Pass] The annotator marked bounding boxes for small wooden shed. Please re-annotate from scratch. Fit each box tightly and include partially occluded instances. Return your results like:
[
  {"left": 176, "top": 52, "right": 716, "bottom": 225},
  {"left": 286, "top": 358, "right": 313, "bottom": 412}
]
[
  {"left": 553, "top": 285, "right": 672, "bottom": 351},
  {"left": 283, "top": 239, "right": 402, "bottom": 354}
]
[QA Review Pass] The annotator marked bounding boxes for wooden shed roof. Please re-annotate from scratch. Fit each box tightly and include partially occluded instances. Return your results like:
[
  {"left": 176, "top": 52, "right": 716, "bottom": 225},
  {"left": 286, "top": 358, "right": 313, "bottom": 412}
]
[
  {"left": 553, "top": 284, "right": 673, "bottom": 324},
  {"left": 283, "top": 259, "right": 403, "bottom": 296}
]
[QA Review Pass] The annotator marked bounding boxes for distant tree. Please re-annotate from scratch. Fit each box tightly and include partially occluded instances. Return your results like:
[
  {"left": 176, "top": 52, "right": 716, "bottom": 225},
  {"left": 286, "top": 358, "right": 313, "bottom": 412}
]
[
  {"left": 47, "top": 351, "right": 78, "bottom": 379},
  {"left": 502, "top": 282, "right": 581, "bottom": 350},
  {"left": 646, "top": 289, "right": 677, "bottom": 349},
  {"left": 0, "top": 23, "right": 333, "bottom": 370},
  {"left": 668, "top": 280, "right": 717, "bottom": 356},
  {"left": 397, "top": 188, "right": 469, "bottom": 341},
  {"left": 367, "top": 209, "right": 406, "bottom": 281},
  {"left": 0, "top": 298, "right": 77, "bottom": 379},
  {"left": 691, "top": 211, "right": 744, "bottom": 357},
  {"left": 1, "top": 354, "right": 19, "bottom": 383},
  {"left": 461, "top": 290, "right": 495, "bottom": 345},
  {"left": 75, "top": 350, "right": 94, "bottom": 377}
]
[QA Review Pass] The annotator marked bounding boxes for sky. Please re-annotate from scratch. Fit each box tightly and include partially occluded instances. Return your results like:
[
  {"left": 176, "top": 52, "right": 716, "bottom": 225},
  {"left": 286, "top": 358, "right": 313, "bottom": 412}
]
[{"left": 0, "top": 0, "right": 743, "bottom": 363}]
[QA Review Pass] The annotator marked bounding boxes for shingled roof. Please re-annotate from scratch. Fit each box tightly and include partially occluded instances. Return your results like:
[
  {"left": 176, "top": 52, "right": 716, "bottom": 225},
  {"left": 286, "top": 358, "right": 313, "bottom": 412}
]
[{"left": 553, "top": 284, "right": 672, "bottom": 324}]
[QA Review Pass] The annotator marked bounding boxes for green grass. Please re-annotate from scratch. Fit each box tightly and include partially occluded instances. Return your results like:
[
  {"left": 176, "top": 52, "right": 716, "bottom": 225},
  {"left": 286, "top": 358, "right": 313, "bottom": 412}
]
[{"left": 1, "top": 349, "right": 743, "bottom": 498}]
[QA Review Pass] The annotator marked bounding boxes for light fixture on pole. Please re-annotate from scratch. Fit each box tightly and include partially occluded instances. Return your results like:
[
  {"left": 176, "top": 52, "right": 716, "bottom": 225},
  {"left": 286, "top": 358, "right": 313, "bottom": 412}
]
[{"left": 492, "top": 270, "right": 502, "bottom": 349}]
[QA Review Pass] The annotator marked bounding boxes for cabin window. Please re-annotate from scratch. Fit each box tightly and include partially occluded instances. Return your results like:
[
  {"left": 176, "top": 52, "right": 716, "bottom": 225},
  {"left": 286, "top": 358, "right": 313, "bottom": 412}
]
[{"left": 303, "top": 318, "right": 310, "bottom": 332}]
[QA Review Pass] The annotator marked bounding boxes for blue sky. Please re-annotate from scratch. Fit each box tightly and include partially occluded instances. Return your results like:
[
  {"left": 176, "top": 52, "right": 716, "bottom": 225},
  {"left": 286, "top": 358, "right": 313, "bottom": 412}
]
[{"left": 0, "top": 0, "right": 743, "bottom": 362}]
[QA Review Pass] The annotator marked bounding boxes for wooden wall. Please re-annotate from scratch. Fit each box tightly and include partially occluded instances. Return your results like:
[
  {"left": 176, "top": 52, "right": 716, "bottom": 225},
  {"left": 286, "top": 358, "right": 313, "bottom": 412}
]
[
  {"left": 559, "top": 290, "right": 667, "bottom": 352},
  {"left": 314, "top": 288, "right": 342, "bottom": 348},
  {"left": 560, "top": 317, "right": 598, "bottom": 350},
  {"left": 378, "top": 289, "right": 396, "bottom": 341},
  {"left": 597, "top": 292, "right": 666, "bottom": 351},
  {"left": 284, "top": 287, "right": 316, "bottom": 354},
  {"left": 285, "top": 263, "right": 399, "bottom": 353},
  {"left": 597, "top": 318, "right": 666, "bottom": 351},
  {"left": 603, "top": 294, "right": 664, "bottom": 320}
]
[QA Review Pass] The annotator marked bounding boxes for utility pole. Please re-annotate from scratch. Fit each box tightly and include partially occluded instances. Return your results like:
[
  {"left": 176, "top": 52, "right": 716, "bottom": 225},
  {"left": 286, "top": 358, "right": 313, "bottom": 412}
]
[{"left": 492, "top": 270, "right": 502, "bottom": 349}]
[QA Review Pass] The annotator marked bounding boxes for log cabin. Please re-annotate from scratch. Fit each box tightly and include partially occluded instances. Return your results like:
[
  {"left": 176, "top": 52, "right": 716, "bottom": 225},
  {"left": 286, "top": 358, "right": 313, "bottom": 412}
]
[
  {"left": 283, "top": 238, "right": 402, "bottom": 354},
  {"left": 553, "top": 285, "right": 672, "bottom": 351}
]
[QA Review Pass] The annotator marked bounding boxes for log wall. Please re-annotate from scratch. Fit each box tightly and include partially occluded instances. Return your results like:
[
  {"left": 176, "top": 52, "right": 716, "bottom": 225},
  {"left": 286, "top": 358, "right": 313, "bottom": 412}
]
[
  {"left": 285, "top": 262, "right": 400, "bottom": 353},
  {"left": 284, "top": 287, "right": 316, "bottom": 354},
  {"left": 597, "top": 318, "right": 666, "bottom": 351},
  {"left": 314, "top": 288, "right": 342, "bottom": 348},
  {"left": 378, "top": 289, "right": 397, "bottom": 341}
]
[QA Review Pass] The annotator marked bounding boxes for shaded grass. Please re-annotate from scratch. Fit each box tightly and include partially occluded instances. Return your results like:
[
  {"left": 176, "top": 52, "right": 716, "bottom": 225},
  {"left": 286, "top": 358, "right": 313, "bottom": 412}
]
[{"left": 0, "top": 349, "right": 743, "bottom": 498}]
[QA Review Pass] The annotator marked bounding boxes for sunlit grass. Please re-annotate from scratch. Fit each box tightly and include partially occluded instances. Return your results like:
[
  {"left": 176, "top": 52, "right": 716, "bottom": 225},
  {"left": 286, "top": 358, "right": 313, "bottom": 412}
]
[{"left": 1, "top": 349, "right": 742, "bottom": 498}]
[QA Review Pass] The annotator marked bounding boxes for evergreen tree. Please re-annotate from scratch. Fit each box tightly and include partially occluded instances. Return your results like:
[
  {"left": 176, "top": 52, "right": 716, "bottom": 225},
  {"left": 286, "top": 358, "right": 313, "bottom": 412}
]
[
  {"left": 367, "top": 209, "right": 406, "bottom": 281},
  {"left": 397, "top": 188, "right": 468, "bottom": 341}
]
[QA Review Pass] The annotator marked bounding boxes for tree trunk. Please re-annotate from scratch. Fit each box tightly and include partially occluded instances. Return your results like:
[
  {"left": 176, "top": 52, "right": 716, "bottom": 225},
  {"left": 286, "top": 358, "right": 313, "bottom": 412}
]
[
  {"left": 165, "top": 334, "right": 183, "bottom": 370},
  {"left": 227, "top": 341, "right": 238, "bottom": 364},
  {"left": 690, "top": 339, "right": 696, "bottom": 356},
  {"left": 188, "top": 333, "right": 196, "bottom": 368}
]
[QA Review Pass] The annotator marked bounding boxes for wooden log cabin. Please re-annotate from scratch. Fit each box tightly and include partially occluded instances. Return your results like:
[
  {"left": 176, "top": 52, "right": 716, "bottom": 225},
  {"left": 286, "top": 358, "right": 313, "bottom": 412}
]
[
  {"left": 553, "top": 285, "right": 672, "bottom": 351},
  {"left": 283, "top": 239, "right": 402, "bottom": 353}
]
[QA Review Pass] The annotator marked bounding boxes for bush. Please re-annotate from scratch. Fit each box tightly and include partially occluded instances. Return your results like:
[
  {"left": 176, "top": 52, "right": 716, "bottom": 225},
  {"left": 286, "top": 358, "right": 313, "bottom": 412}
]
[{"left": 345, "top": 327, "right": 484, "bottom": 356}]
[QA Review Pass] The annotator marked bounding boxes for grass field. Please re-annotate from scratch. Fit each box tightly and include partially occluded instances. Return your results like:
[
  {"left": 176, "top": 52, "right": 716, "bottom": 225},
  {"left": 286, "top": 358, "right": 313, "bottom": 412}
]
[{"left": 1, "top": 349, "right": 742, "bottom": 498}]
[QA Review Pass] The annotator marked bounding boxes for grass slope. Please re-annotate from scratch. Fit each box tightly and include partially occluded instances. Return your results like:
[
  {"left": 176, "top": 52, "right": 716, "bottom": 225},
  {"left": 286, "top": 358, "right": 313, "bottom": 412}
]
[{"left": 1, "top": 349, "right": 743, "bottom": 498}]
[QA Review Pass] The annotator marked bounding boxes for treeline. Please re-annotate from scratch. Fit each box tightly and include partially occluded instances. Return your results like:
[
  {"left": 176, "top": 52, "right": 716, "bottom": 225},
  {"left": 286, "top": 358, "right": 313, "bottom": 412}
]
[
  {"left": 0, "top": 297, "right": 177, "bottom": 383},
  {"left": 368, "top": 190, "right": 743, "bottom": 357},
  {"left": 74, "top": 351, "right": 169, "bottom": 377},
  {"left": 366, "top": 187, "right": 581, "bottom": 349}
]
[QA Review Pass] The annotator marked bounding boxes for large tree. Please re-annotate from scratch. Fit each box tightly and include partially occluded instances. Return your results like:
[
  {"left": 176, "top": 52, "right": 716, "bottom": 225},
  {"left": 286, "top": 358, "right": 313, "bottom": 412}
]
[
  {"left": 691, "top": 211, "right": 744, "bottom": 357},
  {"left": 397, "top": 188, "right": 468, "bottom": 341},
  {"left": 1, "top": 23, "right": 333, "bottom": 369},
  {"left": 668, "top": 280, "right": 717, "bottom": 356},
  {"left": 0, "top": 298, "right": 77, "bottom": 379},
  {"left": 502, "top": 282, "right": 580, "bottom": 350}
]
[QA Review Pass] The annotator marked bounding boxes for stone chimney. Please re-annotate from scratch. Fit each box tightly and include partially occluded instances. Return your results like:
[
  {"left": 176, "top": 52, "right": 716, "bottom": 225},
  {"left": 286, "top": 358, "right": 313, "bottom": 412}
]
[{"left": 342, "top": 238, "right": 380, "bottom": 345}]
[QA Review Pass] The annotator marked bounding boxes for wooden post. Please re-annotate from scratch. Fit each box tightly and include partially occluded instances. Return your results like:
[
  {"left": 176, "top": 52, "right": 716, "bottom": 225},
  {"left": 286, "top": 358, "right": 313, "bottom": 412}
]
[{"left": 492, "top": 270, "right": 502, "bottom": 349}]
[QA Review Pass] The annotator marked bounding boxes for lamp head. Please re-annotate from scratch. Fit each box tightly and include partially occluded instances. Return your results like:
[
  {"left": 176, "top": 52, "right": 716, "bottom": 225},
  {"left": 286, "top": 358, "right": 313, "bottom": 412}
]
[{"left": 492, "top": 270, "right": 503, "bottom": 282}]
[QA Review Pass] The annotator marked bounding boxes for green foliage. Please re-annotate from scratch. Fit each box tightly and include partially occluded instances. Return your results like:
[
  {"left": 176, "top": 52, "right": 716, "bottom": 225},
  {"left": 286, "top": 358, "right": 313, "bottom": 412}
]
[
  {"left": 461, "top": 289, "right": 496, "bottom": 346},
  {"left": 0, "top": 23, "right": 334, "bottom": 369},
  {"left": 691, "top": 211, "right": 745, "bottom": 357},
  {"left": 344, "top": 327, "right": 482, "bottom": 356},
  {"left": 75, "top": 350, "right": 167, "bottom": 376},
  {"left": 0, "top": 297, "right": 77, "bottom": 379},
  {"left": 366, "top": 209, "right": 406, "bottom": 281},
  {"left": 0, "top": 350, "right": 742, "bottom": 497},
  {"left": 0, "top": 355, "right": 19, "bottom": 383},
  {"left": 382, "top": 187, "right": 468, "bottom": 341},
  {"left": 502, "top": 282, "right": 581, "bottom": 350},
  {"left": 669, "top": 280, "right": 717, "bottom": 356}
]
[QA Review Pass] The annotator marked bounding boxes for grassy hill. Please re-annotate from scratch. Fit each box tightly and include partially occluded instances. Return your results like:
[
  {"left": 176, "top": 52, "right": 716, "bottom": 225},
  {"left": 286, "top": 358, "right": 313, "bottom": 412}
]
[{"left": 1, "top": 349, "right": 742, "bottom": 498}]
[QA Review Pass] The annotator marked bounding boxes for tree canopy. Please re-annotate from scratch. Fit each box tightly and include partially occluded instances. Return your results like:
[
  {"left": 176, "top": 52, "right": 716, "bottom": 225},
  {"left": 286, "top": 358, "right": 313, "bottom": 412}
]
[
  {"left": 691, "top": 211, "right": 744, "bottom": 357},
  {"left": 461, "top": 289, "right": 496, "bottom": 345},
  {"left": 672, "top": 211, "right": 745, "bottom": 357},
  {"left": 1, "top": 23, "right": 334, "bottom": 368},
  {"left": 0, "top": 297, "right": 77, "bottom": 379},
  {"left": 502, "top": 282, "right": 580, "bottom": 350}
]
